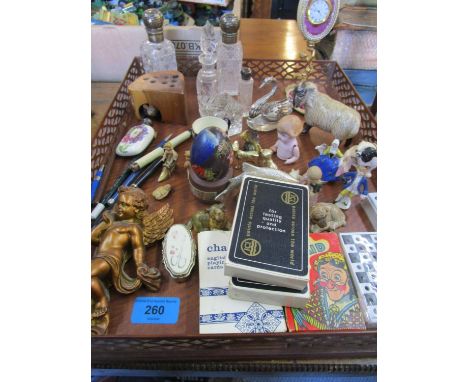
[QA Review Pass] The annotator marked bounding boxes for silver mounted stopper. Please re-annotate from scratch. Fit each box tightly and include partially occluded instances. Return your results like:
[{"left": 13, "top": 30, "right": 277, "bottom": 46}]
[
  {"left": 241, "top": 67, "right": 252, "bottom": 81},
  {"left": 220, "top": 13, "right": 240, "bottom": 44},
  {"left": 143, "top": 8, "right": 165, "bottom": 43}
]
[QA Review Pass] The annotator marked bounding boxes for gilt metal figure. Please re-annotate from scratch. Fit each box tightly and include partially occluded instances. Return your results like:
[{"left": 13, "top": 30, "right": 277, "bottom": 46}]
[
  {"left": 232, "top": 130, "right": 278, "bottom": 170},
  {"left": 91, "top": 186, "right": 174, "bottom": 335}
]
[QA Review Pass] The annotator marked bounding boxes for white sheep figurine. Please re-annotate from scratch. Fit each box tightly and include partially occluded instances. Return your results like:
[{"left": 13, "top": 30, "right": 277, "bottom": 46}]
[{"left": 293, "top": 81, "right": 361, "bottom": 147}]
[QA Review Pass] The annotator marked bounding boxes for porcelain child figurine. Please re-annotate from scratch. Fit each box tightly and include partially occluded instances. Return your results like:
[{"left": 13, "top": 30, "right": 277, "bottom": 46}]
[
  {"left": 335, "top": 141, "right": 377, "bottom": 210},
  {"left": 270, "top": 114, "right": 302, "bottom": 164},
  {"left": 91, "top": 186, "right": 174, "bottom": 335}
]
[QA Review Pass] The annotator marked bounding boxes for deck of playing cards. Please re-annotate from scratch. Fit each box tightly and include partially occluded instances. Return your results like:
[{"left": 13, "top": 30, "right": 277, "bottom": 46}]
[
  {"left": 198, "top": 230, "right": 287, "bottom": 334},
  {"left": 228, "top": 277, "right": 310, "bottom": 309},
  {"left": 224, "top": 176, "right": 309, "bottom": 290},
  {"left": 285, "top": 233, "right": 366, "bottom": 331}
]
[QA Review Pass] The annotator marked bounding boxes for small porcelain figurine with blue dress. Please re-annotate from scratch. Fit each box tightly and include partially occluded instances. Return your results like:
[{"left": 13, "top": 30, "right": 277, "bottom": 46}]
[{"left": 335, "top": 141, "right": 377, "bottom": 210}]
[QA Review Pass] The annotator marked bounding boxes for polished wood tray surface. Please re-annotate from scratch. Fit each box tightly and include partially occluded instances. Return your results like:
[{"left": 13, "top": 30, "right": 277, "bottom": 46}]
[{"left": 91, "top": 58, "right": 377, "bottom": 367}]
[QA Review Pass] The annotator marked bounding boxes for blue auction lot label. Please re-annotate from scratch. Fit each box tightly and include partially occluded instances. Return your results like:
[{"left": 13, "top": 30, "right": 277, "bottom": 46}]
[{"left": 131, "top": 297, "right": 180, "bottom": 324}]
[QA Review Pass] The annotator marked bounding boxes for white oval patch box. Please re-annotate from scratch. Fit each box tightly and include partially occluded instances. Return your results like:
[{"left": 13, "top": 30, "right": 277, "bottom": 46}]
[{"left": 162, "top": 224, "right": 196, "bottom": 282}]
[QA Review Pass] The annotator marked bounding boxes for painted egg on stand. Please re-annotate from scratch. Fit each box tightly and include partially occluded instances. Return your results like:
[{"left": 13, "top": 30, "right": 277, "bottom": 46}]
[
  {"left": 190, "top": 126, "right": 233, "bottom": 182},
  {"left": 188, "top": 126, "right": 234, "bottom": 203}
]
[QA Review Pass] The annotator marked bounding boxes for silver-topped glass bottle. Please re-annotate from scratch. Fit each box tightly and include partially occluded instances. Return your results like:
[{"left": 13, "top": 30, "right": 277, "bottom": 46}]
[
  {"left": 140, "top": 8, "right": 177, "bottom": 73},
  {"left": 216, "top": 14, "right": 243, "bottom": 96},
  {"left": 196, "top": 21, "right": 219, "bottom": 116},
  {"left": 238, "top": 67, "right": 254, "bottom": 115}
]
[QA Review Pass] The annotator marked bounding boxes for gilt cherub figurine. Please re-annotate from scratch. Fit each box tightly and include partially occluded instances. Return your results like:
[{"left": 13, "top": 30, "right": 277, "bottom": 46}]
[
  {"left": 158, "top": 142, "right": 178, "bottom": 182},
  {"left": 335, "top": 141, "right": 377, "bottom": 210},
  {"left": 91, "top": 186, "right": 174, "bottom": 335},
  {"left": 270, "top": 114, "right": 302, "bottom": 164}
]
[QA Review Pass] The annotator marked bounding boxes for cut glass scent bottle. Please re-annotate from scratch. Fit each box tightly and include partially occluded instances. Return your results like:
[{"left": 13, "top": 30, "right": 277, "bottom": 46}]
[
  {"left": 217, "top": 13, "right": 243, "bottom": 96},
  {"left": 197, "top": 21, "right": 219, "bottom": 116},
  {"left": 140, "top": 8, "right": 177, "bottom": 73}
]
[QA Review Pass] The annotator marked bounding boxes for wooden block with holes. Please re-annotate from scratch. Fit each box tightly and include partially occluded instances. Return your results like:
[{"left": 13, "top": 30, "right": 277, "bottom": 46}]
[{"left": 128, "top": 70, "right": 188, "bottom": 125}]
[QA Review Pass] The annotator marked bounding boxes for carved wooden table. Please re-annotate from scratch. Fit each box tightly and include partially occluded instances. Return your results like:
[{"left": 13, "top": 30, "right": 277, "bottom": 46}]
[{"left": 91, "top": 57, "right": 377, "bottom": 373}]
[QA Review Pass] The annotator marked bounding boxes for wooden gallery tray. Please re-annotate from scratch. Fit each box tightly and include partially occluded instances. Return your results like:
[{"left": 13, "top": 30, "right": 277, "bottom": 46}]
[{"left": 91, "top": 58, "right": 377, "bottom": 368}]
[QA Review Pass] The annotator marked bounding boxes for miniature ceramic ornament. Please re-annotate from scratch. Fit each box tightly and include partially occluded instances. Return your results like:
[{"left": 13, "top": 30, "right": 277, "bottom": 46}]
[
  {"left": 293, "top": 81, "right": 360, "bottom": 145},
  {"left": 310, "top": 202, "right": 346, "bottom": 233},
  {"left": 158, "top": 142, "right": 178, "bottom": 182},
  {"left": 335, "top": 141, "right": 377, "bottom": 210},
  {"left": 303, "top": 165, "right": 323, "bottom": 205},
  {"left": 307, "top": 139, "right": 343, "bottom": 182},
  {"left": 247, "top": 77, "right": 293, "bottom": 132},
  {"left": 270, "top": 114, "right": 302, "bottom": 164},
  {"left": 189, "top": 204, "right": 231, "bottom": 234},
  {"left": 116, "top": 118, "right": 155, "bottom": 157},
  {"left": 289, "top": 165, "right": 322, "bottom": 206},
  {"left": 162, "top": 224, "right": 196, "bottom": 282}
]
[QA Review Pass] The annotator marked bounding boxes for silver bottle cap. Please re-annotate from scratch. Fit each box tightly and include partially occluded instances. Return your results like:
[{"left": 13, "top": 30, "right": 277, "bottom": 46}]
[
  {"left": 143, "top": 9, "right": 165, "bottom": 43},
  {"left": 220, "top": 13, "right": 240, "bottom": 44},
  {"left": 241, "top": 67, "right": 252, "bottom": 81}
]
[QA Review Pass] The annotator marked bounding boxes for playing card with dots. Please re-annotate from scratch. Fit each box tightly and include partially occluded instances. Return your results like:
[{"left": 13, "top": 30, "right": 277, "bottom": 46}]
[{"left": 339, "top": 232, "right": 377, "bottom": 328}]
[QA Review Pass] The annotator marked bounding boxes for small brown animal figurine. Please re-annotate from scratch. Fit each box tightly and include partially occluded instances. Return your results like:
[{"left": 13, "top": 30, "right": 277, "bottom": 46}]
[
  {"left": 91, "top": 186, "right": 174, "bottom": 335},
  {"left": 309, "top": 202, "right": 346, "bottom": 233},
  {"left": 128, "top": 70, "right": 188, "bottom": 125},
  {"left": 189, "top": 204, "right": 231, "bottom": 234},
  {"left": 158, "top": 142, "right": 178, "bottom": 182}
]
